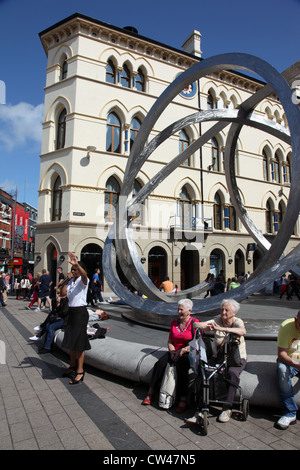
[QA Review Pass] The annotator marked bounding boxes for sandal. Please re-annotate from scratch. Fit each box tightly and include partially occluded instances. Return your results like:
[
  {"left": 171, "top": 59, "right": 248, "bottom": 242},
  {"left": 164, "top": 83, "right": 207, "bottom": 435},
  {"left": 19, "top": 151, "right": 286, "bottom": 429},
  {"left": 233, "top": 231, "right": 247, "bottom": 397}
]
[
  {"left": 176, "top": 398, "right": 187, "bottom": 413},
  {"left": 142, "top": 393, "right": 154, "bottom": 405},
  {"left": 69, "top": 371, "right": 85, "bottom": 385}
]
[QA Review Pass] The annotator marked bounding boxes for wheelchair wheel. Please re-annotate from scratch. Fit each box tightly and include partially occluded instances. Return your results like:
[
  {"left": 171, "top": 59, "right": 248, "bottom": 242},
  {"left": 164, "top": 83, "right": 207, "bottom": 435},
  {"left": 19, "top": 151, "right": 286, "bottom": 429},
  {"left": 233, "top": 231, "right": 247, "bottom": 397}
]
[
  {"left": 241, "top": 398, "right": 249, "bottom": 421},
  {"left": 199, "top": 410, "right": 209, "bottom": 436}
]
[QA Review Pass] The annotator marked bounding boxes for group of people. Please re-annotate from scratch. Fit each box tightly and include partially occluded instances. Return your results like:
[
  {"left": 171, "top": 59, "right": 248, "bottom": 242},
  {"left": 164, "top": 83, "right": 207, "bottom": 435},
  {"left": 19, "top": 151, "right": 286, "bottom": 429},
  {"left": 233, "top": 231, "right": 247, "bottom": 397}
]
[
  {"left": 278, "top": 274, "right": 300, "bottom": 300},
  {"left": 142, "top": 296, "right": 300, "bottom": 431},
  {"left": 142, "top": 298, "right": 247, "bottom": 423}
]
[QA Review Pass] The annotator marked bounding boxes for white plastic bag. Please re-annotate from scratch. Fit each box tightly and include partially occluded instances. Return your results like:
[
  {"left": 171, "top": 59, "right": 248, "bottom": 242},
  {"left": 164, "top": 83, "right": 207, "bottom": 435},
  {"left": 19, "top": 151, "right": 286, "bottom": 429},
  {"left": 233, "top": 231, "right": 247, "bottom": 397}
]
[
  {"left": 159, "top": 362, "right": 177, "bottom": 409},
  {"left": 189, "top": 332, "right": 207, "bottom": 371}
]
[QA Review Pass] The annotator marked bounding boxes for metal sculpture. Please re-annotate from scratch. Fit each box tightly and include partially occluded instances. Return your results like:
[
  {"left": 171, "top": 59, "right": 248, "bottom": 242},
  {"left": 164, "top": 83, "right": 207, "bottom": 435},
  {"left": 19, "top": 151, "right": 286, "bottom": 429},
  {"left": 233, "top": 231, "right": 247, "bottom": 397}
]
[{"left": 103, "top": 53, "right": 300, "bottom": 320}]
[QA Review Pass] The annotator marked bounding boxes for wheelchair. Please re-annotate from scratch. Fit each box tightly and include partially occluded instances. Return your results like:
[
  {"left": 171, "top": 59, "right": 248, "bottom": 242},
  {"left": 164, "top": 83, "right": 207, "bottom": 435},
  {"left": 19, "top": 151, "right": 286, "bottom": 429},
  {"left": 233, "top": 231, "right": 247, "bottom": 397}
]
[{"left": 188, "top": 330, "right": 249, "bottom": 435}]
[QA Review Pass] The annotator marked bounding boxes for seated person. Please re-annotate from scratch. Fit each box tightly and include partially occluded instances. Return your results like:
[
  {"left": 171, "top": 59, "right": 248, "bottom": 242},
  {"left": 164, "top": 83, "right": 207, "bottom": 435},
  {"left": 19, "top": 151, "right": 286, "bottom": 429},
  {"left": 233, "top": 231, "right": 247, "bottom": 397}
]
[
  {"left": 142, "top": 298, "right": 199, "bottom": 413},
  {"left": 30, "top": 290, "right": 69, "bottom": 353},
  {"left": 276, "top": 310, "right": 300, "bottom": 429},
  {"left": 187, "top": 298, "right": 247, "bottom": 423}
]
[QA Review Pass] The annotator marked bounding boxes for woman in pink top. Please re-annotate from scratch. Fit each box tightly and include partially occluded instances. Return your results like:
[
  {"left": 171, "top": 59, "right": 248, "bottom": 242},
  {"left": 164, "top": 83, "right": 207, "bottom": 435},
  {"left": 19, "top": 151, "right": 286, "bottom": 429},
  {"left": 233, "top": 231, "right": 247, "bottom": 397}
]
[{"left": 142, "top": 298, "right": 199, "bottom": 412}]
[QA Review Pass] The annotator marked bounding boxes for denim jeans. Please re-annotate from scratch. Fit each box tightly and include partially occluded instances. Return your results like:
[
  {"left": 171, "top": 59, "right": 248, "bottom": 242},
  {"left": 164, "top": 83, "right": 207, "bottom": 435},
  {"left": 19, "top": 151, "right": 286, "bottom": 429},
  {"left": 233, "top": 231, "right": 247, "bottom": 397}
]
[
  {"left": 43, "top": 319, "right": 64, "bottom": 350},
  {"left": 277, "top": 360, "right": 299, "bottom": 417}
]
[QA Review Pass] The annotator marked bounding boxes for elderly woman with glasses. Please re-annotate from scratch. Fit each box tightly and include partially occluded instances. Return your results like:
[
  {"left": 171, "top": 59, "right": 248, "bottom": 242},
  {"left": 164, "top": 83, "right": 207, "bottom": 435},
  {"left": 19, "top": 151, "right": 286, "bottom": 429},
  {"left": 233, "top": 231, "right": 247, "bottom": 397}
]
[
  {"left": 142, "top": 298, "right": 199, "bottom": 413},
  {"left": 60, "top": 251, "right": 91, "bottom": 384}
]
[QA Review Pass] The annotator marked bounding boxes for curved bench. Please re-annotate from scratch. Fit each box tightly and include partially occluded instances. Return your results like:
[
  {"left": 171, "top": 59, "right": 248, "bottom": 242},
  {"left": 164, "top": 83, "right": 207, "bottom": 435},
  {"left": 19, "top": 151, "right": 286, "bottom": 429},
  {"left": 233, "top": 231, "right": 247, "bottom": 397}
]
[{"left": 54, "top": 331, "right": 300, "bottom": 408}]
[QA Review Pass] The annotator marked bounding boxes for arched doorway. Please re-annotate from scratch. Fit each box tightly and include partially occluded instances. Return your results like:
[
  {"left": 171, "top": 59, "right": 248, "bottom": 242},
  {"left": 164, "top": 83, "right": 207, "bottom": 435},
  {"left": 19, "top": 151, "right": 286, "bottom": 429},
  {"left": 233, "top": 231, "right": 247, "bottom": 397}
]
[
  {"left": 253, "top": 248, "right": 263, "bottom": 271},
  {"left": 81, "top": 244, "right": 103, "bottom": 284},
  {"left": 46, "top": 243, "right": 57, "bottom": 295},
  {"left": 181, "top": 246, "right": 199, "bottom": 290},
  {"left": 209, "top": 249, "right": 225, "bottom": 278},
  {"left": 148, "top": 246, "right": 167, "bottom": 289},
  {"left": 234, "top": 249, "right": 245, "bottom": 277}
]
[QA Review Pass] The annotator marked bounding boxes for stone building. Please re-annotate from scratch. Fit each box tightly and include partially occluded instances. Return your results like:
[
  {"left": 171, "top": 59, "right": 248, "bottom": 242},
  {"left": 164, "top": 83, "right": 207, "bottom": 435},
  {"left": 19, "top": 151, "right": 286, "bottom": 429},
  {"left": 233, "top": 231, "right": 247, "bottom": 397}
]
[{"left": 35, "top": 12, "right": 297, "bottom": 291}]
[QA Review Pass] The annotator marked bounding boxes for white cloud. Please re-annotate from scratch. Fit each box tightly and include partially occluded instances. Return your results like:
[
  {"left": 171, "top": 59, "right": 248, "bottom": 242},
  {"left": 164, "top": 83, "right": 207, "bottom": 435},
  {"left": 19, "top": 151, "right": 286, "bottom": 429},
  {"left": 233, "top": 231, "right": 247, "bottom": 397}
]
[{"left": 0, "top": 102, "right": 43, "bottom": 151}]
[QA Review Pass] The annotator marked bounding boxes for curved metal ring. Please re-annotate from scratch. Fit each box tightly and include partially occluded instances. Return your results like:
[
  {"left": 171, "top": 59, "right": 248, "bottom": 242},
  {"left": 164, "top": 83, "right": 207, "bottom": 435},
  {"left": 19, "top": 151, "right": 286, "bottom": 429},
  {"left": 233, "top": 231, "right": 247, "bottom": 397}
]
[{"left": 103, "top": 53, "right": 300, "bottom": 315}]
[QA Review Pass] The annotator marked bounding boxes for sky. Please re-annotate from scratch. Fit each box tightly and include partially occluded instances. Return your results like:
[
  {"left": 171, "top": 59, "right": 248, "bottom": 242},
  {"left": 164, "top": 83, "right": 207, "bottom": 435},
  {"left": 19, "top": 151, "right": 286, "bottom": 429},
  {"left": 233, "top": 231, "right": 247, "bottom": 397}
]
[{"left": 1, "top": 0, "right": 300, "bottom": 208}]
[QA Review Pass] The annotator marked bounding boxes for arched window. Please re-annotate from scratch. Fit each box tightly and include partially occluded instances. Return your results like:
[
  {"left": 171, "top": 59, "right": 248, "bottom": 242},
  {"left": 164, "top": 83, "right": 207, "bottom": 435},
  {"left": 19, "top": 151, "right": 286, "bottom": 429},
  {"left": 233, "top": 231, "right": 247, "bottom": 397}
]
[
  {"left": 214, "top": 192, "right": 222, "bottom": 230},
  {"left": 211, "top": 138, "right": 220, "bottom": 171},
  {"left": 106, "top": 60, "right": 116, "bottom": 84},
  {"left": 52, "top": 176, "right": 62, "bottom": 221},
  {"left": 179, "top": 129, "right": 191, "bottom": 166},
  {"left": 262, "top": 149, "right": 268, "bottom": 181},
  {"left": 266, "top": 200, "right": 273, "bottom": 233},
  {"left": 283, "top": 153, "right": 291, "bottom": 183},
  {"left": 61, "top": 60, "right": 68, "bottom": 80},
  {"left": 106, "top": 112, "right": 121, "bottom": 153},
  {"left": 207, "top": 91, "right": 216, "bottom": 109},
  {"left": 178, "top": 186, "right": 193, "bottom": 228},
  {"left": 278, "top": 201, "right": 285, "bottom": 230},
  {"left": 104, "top": 176, "right": 120, "bottom": 222},
  {"left": 135, "top": 68, "right": 145, "bottom": 92},
  {"left": 56, "top": 109, "right": 66, "bottom": 150},
  {"left": 120, "top": 64, "right": 131, "bottom": 88},
  {"left": 130, "top": 117, "right": 141, "bottom": 150}
]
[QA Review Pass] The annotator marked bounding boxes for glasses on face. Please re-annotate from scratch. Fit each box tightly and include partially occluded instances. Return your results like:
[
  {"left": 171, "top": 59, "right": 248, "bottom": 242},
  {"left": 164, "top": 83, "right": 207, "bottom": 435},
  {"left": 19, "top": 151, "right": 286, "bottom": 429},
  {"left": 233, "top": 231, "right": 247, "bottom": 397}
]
[{"left": 71, "top": 269, "right": 78, "bottom": 273}]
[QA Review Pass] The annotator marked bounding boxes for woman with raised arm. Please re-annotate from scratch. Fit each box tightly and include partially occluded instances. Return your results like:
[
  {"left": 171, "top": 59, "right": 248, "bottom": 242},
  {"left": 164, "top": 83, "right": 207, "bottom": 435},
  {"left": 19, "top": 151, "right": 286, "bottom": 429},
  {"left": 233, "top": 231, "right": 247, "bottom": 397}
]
[{"left": 60, "top": 251, "right": 91, "bottom": 384}]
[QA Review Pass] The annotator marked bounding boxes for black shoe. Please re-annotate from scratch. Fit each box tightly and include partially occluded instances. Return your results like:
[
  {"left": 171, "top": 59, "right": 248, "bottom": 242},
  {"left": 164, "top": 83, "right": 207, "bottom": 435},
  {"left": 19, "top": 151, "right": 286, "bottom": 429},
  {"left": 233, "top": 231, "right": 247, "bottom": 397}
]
[{"left": 69, "top": 371, "right": 85, "bottom": 384}]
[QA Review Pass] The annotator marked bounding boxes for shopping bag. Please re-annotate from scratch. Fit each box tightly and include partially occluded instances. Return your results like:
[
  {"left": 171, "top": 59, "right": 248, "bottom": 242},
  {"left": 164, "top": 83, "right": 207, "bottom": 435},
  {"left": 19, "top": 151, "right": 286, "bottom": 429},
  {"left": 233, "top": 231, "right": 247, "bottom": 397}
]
[
  {"left": 189, "top": 330, "right": 207, "bottom": 371},
  {"left": 159, "top": 362, "right": 177, "bottom": 409}
]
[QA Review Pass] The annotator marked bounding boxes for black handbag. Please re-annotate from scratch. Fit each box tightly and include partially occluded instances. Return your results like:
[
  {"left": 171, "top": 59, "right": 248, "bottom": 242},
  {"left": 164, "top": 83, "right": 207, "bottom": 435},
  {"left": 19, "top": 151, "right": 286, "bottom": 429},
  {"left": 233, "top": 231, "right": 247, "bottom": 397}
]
[{"left": 217, "top": 333, "right": 242, "bottom": 367}]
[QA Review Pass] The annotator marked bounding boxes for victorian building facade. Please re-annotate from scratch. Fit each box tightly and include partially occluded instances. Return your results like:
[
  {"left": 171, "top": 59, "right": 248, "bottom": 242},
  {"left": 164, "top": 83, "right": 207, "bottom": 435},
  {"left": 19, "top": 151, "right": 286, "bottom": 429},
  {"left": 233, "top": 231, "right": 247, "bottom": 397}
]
[{"left": 35, "top": 13, "right": 297, "bottom": 290}]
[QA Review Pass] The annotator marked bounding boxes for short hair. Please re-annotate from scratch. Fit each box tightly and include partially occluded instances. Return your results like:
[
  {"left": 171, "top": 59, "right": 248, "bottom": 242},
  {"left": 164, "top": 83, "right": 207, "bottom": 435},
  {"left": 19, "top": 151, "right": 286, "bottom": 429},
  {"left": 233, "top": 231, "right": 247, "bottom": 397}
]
[
  {"left": 221, "top": 298, "right": 240, "bottom": 314},
  {"left": 178, "top": 298, "right": 193, "bottom": 311}
]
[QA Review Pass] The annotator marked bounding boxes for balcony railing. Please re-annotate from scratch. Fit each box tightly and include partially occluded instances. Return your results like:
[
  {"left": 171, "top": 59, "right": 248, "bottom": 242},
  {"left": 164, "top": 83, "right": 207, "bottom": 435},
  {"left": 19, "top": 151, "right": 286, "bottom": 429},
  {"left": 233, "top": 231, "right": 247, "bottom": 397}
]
[{"left": 169, "top": 215, "right": 213, "bottom": 231}]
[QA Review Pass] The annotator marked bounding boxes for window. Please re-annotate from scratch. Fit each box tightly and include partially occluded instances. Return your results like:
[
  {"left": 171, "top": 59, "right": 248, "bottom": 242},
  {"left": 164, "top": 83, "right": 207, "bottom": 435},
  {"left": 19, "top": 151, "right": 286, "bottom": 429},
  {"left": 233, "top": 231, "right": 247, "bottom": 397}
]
[
  {"left": 283, "top": 153, "right": 291, "bottom": 183},
  {"left": 265, "top": 200, "right": 279, "bottom": 233},
  {"left": 224, "top": 205, "right": 236, "bottom": 231},
  {"left": 106, "top": 112, "right": 121, "bottom": 153},
  {"left": 262, "top": 150, "right": 268, "bottom": 181},
  {"left": 130, "top": 117, "right": 141, "bottom": 150},
  {"left": 120, "top": 64, "right": 131, "bottom": 88},
  {"left": 61, "top": 60, "right": 68, "bottom": 80},
  {"left": 56, "top": 109, "right": 66, "bottom": 150},
  {"left": 179, "top": 130, "right": 191, "bottom": 166},
  {"left": 106, "top": 60, "right": 116, "bottom": 84},
  {"left": 130, "top": 179, "right": 143, "bottom": 224},
  {"left": 135, "top": 68, "right": 145, "bottom": 92},
  {"left": 211, "top": 138, "right": 220, "bottom": 171},
  {"left": 178, "top": 186, "right": 193, "bottom": 228},
  {"left": 207, "top": 91, "right": 216, "bottom": 109},
  {"left": 214, "top": 192, "right": 222, "bottom": 230},
  {"left": 104, "top": 176, "right": 120, "bottom": 222},
  {"left": 271, "top": 153, "right": 280, "bottom": 183},
  {"left": 52, "top": 176, "right": 62, "bottom": 221}
]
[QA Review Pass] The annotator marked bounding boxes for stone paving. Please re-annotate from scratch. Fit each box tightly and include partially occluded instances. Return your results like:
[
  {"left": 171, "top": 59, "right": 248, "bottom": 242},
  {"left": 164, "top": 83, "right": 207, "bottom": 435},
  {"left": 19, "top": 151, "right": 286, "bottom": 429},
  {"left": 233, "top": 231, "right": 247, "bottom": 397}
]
[{"left": 0, "top": 296, "right": 300, "bottom": 452}]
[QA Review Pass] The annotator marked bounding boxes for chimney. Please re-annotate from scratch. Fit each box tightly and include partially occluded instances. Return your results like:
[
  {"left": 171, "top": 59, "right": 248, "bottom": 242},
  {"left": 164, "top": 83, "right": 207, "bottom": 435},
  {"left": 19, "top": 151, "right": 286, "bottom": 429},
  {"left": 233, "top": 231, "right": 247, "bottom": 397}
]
[{"left": 182, "top": 30, "right": 202, "bottom": 58}]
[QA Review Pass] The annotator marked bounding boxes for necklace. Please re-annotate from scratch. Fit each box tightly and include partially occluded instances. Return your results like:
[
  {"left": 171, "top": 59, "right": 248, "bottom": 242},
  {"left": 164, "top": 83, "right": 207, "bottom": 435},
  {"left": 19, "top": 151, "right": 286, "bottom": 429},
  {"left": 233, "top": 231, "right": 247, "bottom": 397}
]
[{"left": 177, "top": 316, "right": 191, "bottom": 332}]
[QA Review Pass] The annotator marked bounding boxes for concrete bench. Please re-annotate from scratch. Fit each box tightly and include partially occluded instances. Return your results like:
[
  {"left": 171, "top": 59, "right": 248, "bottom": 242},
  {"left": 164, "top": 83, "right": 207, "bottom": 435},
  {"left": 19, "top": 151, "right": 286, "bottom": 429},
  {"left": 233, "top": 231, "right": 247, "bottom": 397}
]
[{"left": 54, "top": 331, "right": 300, "bottom": 409}]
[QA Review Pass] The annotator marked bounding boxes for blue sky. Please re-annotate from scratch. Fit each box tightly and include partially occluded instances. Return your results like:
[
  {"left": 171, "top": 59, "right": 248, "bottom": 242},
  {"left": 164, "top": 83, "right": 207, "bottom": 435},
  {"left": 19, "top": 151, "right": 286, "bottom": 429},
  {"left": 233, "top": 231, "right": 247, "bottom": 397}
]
[{"left": 1, "top": 0, "right": 300, "bottom": 208}]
